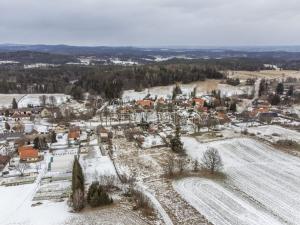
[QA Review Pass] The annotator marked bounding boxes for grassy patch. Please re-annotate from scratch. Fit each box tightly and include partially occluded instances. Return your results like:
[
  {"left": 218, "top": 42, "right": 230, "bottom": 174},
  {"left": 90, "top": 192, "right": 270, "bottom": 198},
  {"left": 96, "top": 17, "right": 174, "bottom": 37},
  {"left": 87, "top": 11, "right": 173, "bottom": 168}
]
[{"left": 275, "top": 139, "right": 300, "bottom": 151}]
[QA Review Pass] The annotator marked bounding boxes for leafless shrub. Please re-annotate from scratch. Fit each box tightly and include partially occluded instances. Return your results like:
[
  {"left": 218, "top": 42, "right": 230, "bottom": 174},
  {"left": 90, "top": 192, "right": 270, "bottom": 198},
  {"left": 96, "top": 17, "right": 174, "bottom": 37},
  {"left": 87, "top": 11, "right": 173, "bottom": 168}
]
[
  {"left": 276, "top": 139, "right": 300, "bottom": 149},
  {"left": 164, "top": 156, "right": 175, "bottom": 178},
  {"left": 98, "top": 175, "right": 118, "bottom": 191},
  {"left": 120, "top": 172, "right": 136, "bottom": 186},
  {"left": 177, "top": 158, "right": 186, "bottom": 174},
  {"left": 132, "top": 190, "right": 154, "bottom": 217}
]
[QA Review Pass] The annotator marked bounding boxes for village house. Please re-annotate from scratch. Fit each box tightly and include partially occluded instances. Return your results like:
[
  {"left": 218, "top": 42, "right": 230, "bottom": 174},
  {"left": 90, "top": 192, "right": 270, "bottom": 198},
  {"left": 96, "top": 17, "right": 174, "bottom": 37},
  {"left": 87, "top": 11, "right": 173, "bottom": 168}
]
[
  {"left": 18, "top": 145, "right": 40, "bottom": 162},
  {"left": 192, "top": 98, "right": 205, "bottom": 107},
  {"left": 136, "top": 99, "right": 154, "bottom": 109},
  {"left": 40, "top": 108, "right": 52, "bottom": 118}
]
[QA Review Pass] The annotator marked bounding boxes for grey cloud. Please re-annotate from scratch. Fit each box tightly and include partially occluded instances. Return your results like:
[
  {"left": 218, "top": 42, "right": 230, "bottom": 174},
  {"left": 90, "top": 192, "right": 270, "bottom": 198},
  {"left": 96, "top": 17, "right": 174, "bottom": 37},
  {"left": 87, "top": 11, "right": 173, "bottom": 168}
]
[{"left": 0, "top": 0, "right": 299, "bottom": 46}]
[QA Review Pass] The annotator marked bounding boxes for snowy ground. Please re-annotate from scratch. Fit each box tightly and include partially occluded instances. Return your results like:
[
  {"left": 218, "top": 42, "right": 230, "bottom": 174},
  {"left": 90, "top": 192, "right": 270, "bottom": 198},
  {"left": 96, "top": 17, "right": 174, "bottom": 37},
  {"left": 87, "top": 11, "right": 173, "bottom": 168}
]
[
  {"left": 113, "top": 137, "right": 208, "bottom": 225},
  {"left": 122, "top": 80, "right": 220, "bottom": 101},
  {"left": 0, "top": 135, "right": 151, "bottom": 225},
  {"left": 218, "top": 84, "right": 253, "bottom": 97},
  {"left": 174, "top": 137, "right": 300, "bottom": 225},
  {"left": 0, "top": 183, "right": 70, "bottom": 225},
  {"left": 0, "top": 94, "right": 25, "bottom": 108},
  {"left": 18, "top": 94, "right": 70, "bottom": 108},
  {"left": 247, "top": 125, "right": 300, "bottom": 143},
  {"left": 0, "top": 94, "right": 70, "bottom": 109},
  {"left": 82, "top": 137, "right": 117, "bottom": 184}
]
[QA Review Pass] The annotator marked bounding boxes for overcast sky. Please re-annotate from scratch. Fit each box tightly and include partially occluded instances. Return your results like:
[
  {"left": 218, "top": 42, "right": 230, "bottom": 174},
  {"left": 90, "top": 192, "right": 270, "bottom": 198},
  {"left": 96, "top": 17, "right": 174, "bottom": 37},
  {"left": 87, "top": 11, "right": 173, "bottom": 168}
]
[{"left": 0, "top": 0, "right": 299, "bottom": 46}]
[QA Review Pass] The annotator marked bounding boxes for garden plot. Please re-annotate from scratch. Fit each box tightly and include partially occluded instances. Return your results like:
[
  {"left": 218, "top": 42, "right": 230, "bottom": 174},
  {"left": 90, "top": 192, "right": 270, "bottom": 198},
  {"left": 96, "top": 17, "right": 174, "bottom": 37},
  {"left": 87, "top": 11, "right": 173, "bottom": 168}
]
[
  {"left": 81, "top": 139, "right": 117, "bottom": 184},
  {"left": 0, "top": 183, "right": 149, "bottom": 225},
  {"left": 247, "top": 125, "right": 300, "bottom": 143},
  {"left": 174, "top": 137, "right": 300, "bottom": 225},
  {"left": 142, "top": 135, "right": 165, "bottom": 149}
]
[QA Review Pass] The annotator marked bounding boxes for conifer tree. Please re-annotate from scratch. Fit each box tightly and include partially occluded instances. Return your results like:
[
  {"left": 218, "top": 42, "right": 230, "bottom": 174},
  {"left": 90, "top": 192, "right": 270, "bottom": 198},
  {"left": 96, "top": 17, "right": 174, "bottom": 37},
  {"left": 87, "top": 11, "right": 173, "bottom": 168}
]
[
  {"left": 12, "top": 98, "right": 18, "bottom": 109},
  {"left": 71, "top": 156, "right": 85, "bottom": 211},
  {"left": 170, "top": 121, "right": 184, "bottom": 154}
]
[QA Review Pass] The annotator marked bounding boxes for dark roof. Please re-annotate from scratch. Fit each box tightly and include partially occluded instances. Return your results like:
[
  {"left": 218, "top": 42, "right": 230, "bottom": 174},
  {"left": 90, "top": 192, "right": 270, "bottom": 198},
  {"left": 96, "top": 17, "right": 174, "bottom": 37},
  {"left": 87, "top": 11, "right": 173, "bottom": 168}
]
[{"left": 0, "top": 155, "right": 10, "bottom": 165}]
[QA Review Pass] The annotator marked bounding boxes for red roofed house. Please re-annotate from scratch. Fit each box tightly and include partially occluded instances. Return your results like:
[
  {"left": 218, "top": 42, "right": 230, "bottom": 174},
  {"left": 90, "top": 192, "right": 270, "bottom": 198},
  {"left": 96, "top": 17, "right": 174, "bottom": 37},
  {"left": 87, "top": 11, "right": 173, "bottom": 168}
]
[
  {"left": 136, "top": 100, "right": 154, "bottom": 109},
  {"left": 192, "top": 98, "right": 205, "bottom": 107},
  {"left": 18, "top": 146, "right": 39, "bottom": 162},
  {"left": 68, "top": 126, "right": 80, "bottom": 140}
]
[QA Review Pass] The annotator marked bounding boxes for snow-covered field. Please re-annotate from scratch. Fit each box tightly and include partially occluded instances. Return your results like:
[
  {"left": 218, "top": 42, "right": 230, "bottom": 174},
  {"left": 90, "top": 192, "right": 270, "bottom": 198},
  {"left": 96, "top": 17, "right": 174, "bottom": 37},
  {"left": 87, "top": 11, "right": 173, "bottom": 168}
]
[
  {"left": 174, "top": 137, "right": 300, "bottom": 225},
  {"left": 122, "top": 80, "right": 253, "bottom": 101},
  {"left": 247, "top": 125, "right": 300, "bottom": 143},
  {"left": 0, "top": 184, "right": 70, "bottom": 225},
  {"left": 0, "top": 94, "right": 70, "bottom": 108},
  {"left": 122, "top": 80, "right": 220, "bottom": 101},
  {"left": 18, "top": 94, "right": 70, "bottom": 108},
  {"left": 0, "top": 94, "right": 25, "bottom": 108},
  {"left": 218, "top": 84, "right": 253, "bottom": 97}
]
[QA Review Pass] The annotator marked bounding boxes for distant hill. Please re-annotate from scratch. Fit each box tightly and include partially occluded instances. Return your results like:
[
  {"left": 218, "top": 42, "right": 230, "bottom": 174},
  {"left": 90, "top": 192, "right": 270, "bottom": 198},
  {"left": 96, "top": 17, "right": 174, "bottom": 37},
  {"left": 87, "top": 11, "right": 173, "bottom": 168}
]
[{"left": 1, "top": 44, "right": 300, "bottom": 64}]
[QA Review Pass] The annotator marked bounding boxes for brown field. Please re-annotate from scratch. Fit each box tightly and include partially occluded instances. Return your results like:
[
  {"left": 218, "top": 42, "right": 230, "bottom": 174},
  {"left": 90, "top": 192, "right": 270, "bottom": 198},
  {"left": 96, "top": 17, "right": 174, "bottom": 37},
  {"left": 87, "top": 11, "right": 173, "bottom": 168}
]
[{"left": 228, "top": 70, "right": 300, "bottom": 79}]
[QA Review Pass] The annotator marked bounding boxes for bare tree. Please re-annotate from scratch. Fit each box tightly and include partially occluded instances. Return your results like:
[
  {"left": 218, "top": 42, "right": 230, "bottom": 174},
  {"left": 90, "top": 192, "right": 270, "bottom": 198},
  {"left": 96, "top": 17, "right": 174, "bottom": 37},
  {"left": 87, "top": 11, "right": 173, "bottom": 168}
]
[
  {"left": 15, "top": 161, "right": 30, "bottom": 176},
  {"left": 201, "top": 148, "right": 223, "bottom": 174},
  {"left": 34, "top": 162, "right": 41, "bottom": 173},
  {"left": 39, "top": 95, "right": 47, "bottom": 107},
  {"left": 49, "top": 96, "right": 57, "bottom": 108},
  {"left": 206, "top": 117, "right": 218, "bottom": 134},
  {"left": 193, "top": 159, "right": 199, "bottom": 172},
  {"left": 177, "top": 158, "right": 186, "bottom": 174},
  {"left": 164, "top": 156, "right": 175, "bottom": 177}
]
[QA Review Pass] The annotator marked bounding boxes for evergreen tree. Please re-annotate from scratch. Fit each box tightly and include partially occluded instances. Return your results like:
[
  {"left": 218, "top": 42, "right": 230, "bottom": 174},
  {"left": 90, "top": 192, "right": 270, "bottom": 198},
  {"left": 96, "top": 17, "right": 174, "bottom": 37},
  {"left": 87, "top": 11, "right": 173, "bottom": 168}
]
[
  {"left": 71, "top": 156, "right": 85, "bottom": 211},
  {"left": 5, "top": 122, "right": 10, "bottom": 131},
  {"left": 170, "top": 122, "right": 184, "bottom": 154},
  {"left": 89, "top": 188, "right": 101, "bottom": 207},
  {"left": 229, "top": 102, "right": 237, "bottom": 112},
  {"left": 12, "top": 98, "right": 18, "bottom": 109},
  {"left": 287, "top": 85, "right": 294, "bottom": 96},
  {"left": 87, "top": 182, "right": 113, "bottom": 208},
  {"left": 33, "top": 137, "right": 39, "bottom": 149},
  {"left": 276, "top": 82, "right": 284, "bottom": 95},
  {"left": 87, "top": 182, "right": 99, "bottom": 203},
  {"left": 4, "top": 109, "right": 9, "bottom": 117},
  {"left": 270, "top": 94, "right": 281, "bottom": 105},
  {"left": 172, "top": 83, "right": 182, "bottom": 100},
  {"left": 50, "top": 131, "right": 57, "bottom": 143}
]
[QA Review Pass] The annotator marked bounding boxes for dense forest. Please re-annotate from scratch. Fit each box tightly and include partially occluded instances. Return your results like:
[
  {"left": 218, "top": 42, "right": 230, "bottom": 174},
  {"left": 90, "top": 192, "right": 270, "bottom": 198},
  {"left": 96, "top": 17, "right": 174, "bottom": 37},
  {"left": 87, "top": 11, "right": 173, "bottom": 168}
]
[{"left": 0, "top": 55, "right": 294, "bottom": 100}]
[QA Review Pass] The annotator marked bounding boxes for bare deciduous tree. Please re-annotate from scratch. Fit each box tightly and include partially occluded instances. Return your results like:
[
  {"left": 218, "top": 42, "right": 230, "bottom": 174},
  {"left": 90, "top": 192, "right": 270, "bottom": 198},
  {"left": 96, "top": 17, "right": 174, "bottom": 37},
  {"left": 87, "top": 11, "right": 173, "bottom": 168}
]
[
  {"left": 164, "top": 156, "right": 175, "bottom": 177},
  {"left": 39, "top": 95, "right": 47, "bottom": 107},
  {"left": 177, "top": 158, "right": 186, "bottom": 174},
  {"left": 15, "top": 161, "right": 30, "bottom": 176},
  {"left": 201, "top": 148, "right": 223, "bottom": 174},
  {"left": 193, "top": 159, "right": 199, "bottom": 172}
]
